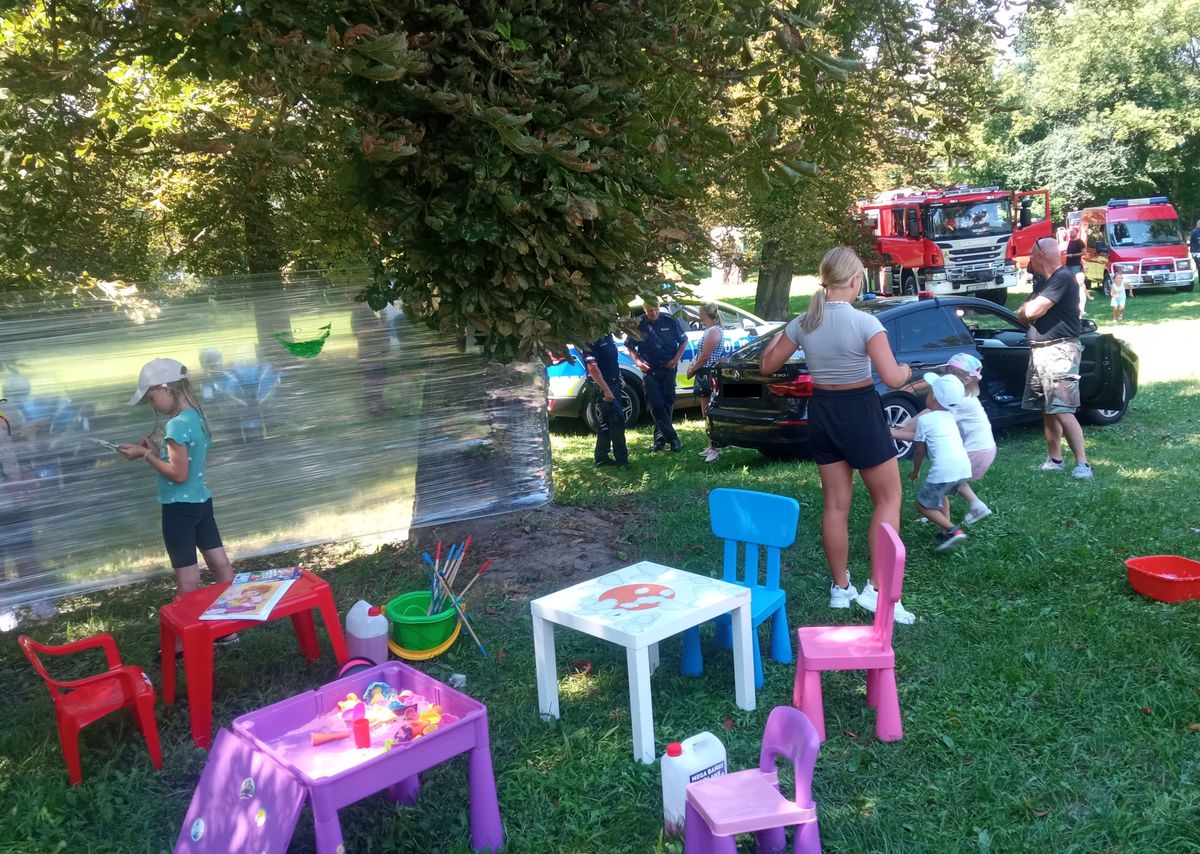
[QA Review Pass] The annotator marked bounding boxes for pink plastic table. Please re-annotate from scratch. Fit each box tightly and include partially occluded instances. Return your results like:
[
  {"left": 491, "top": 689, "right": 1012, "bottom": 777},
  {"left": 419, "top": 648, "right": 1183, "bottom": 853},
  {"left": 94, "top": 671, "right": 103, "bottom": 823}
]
[
  {"left": 213, "top": 661, "right": 504, "bottom": 854},
  {"left": 160, "top": 569, "right": 349, "bottom": 748}
]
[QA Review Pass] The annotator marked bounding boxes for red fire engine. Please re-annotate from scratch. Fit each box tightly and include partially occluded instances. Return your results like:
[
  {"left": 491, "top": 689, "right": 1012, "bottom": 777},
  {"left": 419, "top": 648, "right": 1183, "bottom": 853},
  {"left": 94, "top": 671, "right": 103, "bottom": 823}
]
[
  {"left": 859, "top": 185, "right": 1051, "bottom": 303},
  {"left": 1066, "top": 197, "right": 1195, "bottom": 294}
]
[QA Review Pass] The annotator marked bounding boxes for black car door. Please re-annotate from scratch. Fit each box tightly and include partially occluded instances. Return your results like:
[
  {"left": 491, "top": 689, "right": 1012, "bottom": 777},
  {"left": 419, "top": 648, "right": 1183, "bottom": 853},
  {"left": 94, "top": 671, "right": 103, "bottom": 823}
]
[
  {"left": 888, "top": 304, "right": 976, "bottom": 375},
  {"left": 951, "top": 303, "right": 1032, "bottom": 423},
  {"left": 1079, "top": 322, "right": 1123, "bottom": 409}
]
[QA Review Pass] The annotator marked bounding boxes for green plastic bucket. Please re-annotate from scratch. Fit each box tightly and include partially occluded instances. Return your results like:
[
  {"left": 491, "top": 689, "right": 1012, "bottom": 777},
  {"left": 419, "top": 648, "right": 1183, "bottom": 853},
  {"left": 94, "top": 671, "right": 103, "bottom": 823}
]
[{"left": 384, "top": 591, "right": 458, "bottom": 651}]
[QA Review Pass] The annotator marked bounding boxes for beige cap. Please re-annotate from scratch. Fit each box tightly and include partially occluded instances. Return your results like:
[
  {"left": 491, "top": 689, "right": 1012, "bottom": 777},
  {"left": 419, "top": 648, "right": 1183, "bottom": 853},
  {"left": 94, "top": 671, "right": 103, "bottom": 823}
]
[{"left": 129, "top": 358, "right": 187, "bottom": 405}]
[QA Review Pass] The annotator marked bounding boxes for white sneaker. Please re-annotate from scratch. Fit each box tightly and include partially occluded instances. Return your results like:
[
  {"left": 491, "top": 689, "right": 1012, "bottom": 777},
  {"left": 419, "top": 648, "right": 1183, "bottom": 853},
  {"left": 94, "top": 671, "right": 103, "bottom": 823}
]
[
  {"left": 857, "top": 583, "right": 916, "bottom": 624},
  {"left": 1037, "top": 458, "right": 1065, "bottom": 472},
  {"left": 829, "top": 577, "right": 859, "bottom": 609},
  {"left": 29, "top": 600, "right": 58, "bottom": 620},
  {"left": 0, "top": 608, "right": 18, "bottom": 633},
  {"left": 963, "top": 504, "right": 992, "bottom": 525},
  {"left": 703, "top": 448, "right": 721, "bottom": 463},
  {"left": 1072, "top": 463, "right": 1094, "bottom": 481},
  {"left": 696, "top": 448, "right": 709, "bottom": 457}
]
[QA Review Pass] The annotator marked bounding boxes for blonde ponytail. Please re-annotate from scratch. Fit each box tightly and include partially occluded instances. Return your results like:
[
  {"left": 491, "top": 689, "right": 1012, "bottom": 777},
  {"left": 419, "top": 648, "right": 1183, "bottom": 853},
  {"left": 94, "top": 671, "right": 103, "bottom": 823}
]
[{"left": 802, "top": 246, "right": 864, "bottom": 333}]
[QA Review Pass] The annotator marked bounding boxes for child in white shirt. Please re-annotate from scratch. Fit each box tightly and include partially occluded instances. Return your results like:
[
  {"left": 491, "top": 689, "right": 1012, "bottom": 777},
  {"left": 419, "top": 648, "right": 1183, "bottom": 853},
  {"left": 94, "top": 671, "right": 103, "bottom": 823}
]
[
  {"left": 1108, "top": 273, "right": 1131, "bottom": 323},
  {"left": 909, "top": 373, "right": 973, "bottom": 551},
  {"left": 944, "top": 353, "right": 996, "bottom": 525}
]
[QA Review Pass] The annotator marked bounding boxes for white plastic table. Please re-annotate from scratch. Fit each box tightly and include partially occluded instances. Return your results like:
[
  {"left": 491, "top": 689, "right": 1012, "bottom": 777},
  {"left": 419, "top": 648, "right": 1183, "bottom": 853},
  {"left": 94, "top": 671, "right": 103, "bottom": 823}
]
[{"left": 530, "top": 561, "right": 755, "bottom": 764}]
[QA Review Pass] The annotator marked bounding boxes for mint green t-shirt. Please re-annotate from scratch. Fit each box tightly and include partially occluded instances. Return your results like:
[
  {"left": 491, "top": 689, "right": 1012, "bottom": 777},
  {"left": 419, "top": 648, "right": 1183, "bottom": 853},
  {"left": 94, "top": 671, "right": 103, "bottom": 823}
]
[{"left": 156, "top": 408, "right": 213, "bottom": 504}]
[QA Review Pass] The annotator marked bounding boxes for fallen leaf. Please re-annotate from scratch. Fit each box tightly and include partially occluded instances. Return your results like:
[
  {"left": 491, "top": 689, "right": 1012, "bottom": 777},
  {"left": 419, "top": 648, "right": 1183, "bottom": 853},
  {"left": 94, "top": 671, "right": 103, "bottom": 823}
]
[
  {"left": 1187, "top": 723, "right": 1200, "bottom": 732},
  {"left": 1022, "top": 797, "right": 1050, "bottom": 818},
  {"left": 962, "top": 755, "right": 974, "bottom": 765},
  {"left": 722, "top": 717, "right": 734, "bottom": 731},
  {"left": 1065, "top": 518, "right": 1076, "bottom": 527},
  {"left": 1141, "top": 706, "right": 1152, "bottom": 715},
  {"left": 568, "top": 658, "right": 593, "bottom": 675},
  {"left": 497, "top": 647, "right": 506, "bottom": 664},
  {"left": 842, "top": 729, "right": 859, "bottom": 739}
]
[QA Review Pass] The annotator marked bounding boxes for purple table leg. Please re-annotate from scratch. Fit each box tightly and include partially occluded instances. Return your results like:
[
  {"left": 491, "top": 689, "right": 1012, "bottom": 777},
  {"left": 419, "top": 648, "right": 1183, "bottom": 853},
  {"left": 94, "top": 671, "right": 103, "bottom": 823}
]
[
  {"left": 387, "top": 774, "right": 421, "bottom": 805},
  {"left": 467, "top": 713, "right": 504, "bottom": 852},
  {"left": 312, "top": 809, "right": 344, "bottom": 854}
]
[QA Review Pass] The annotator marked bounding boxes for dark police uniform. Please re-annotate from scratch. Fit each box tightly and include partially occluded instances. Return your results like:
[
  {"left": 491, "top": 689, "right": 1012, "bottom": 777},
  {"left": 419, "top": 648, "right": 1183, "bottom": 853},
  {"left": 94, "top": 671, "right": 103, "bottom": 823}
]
[
  {"left": 628, "top": 310, "right": 687, "bottom": 450},
  {"left": 584, "top": 334, "right": 627, "bottom": 466}
]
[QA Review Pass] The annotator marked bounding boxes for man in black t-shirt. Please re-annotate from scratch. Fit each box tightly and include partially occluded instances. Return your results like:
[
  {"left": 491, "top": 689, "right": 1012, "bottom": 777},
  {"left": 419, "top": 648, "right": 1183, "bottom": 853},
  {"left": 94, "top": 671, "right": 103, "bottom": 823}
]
[
  {"left": 1190, "top": 219, "right": 1200, "bottom": 271},
  {"left": 1017, "top": 237, "right": 1092, "bottom": 480}
]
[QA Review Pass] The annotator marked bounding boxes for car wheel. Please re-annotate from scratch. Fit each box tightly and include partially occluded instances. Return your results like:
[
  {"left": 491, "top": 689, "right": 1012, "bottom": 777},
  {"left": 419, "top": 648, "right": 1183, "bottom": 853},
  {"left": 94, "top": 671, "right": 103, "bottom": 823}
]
[
  {"left": 881, "top": 395, "right": 919, "bottom": 459},
  {"left": 1081, "top": 368, "right": 1131, "bottom": 426},
  {"left": 1177, "top": 280, "right": 1195, "bottom": 293},
  {"left": 584, "top": 382, "right": 642, "bottom": 434},
  {"left": 901, "top": 272, "right": 918, "bottom": 296}
]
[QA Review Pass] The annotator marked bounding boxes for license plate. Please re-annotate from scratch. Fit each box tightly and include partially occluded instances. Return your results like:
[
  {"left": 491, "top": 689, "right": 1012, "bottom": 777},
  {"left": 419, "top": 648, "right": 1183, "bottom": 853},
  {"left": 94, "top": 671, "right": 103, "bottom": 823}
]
[{"left": 1153, "top": 274, "right": 1166, "bottom": 284}]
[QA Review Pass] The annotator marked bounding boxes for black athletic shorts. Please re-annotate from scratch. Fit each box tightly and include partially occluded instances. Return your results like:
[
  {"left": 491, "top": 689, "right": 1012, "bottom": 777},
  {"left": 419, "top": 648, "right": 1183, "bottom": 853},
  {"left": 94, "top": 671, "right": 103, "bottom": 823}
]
[
  {"left": 807, "top": 386, "right": 898, "bottom": 469},
  {"left": 162, "top": 499, "right": 223, "bottom": 569}
]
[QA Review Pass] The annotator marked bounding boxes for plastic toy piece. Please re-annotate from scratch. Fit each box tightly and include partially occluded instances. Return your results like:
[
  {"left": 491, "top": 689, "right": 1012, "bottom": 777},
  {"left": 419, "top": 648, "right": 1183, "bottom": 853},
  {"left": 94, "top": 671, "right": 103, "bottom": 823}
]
[
  {"left": 387, "top": 614, "right": 463, "bottom": 661},
  {"left": 18, "top": 632, "right": 163, "bottom": 786},
  {"left": 353, "top": 718, "right": 371, "bottom": 748},
  {"left": 310, "top": 731, "right": 350, "bottom": 746},
  {"left": 793, "top": 523, "right": 906, "bottom": 743},
  {"left": 683, "top": 706, "right": 821, "bottom": 853},
  {"left": 681, "top": 488, "right": 800, "bottom": 690}
]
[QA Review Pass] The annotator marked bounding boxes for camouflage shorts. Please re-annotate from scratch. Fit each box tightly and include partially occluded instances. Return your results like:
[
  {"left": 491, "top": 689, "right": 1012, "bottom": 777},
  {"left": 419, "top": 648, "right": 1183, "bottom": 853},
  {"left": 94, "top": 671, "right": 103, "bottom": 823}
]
[{"left": 1022, "top": 339, "right": 1081, "bottom": 414}]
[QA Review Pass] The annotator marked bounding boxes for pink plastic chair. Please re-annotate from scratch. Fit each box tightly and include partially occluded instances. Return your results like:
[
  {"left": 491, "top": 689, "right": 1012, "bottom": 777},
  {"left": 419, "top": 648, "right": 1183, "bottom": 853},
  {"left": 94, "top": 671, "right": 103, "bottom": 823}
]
[
  {"left": 683, "top": 705, "right": 821, "bottom": 853},
  {"left": 793, "top": 523, "right": 906, "bottom": 742}
]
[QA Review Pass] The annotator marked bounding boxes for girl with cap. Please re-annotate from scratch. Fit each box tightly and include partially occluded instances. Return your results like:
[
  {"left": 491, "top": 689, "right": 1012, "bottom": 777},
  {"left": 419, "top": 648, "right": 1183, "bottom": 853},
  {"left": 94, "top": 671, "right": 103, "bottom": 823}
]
[
  {"left": 892, "top": 353, "right": 996, "bottom": 526},
  {"left": 760, "top": 246, "right": 916, "bottom": 623},
  {"left": 118, "top": 359, "right": 235, "bottom": 606}
]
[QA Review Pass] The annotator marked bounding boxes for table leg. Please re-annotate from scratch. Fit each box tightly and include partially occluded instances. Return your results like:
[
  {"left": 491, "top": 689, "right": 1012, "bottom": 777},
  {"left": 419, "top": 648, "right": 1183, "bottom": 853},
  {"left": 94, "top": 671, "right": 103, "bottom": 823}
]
[
  {"left": 315, "top": 589, "right": 350, "bottom": 663},
  {"left": 626, "top": 646, "right": 655, "bottom": 764},
  {"left": 648, "top": 642, "right": 659, "bottom": 674},
  {"left": 312, "top": 808, "right": 345, "bottom": 854},
  {"left": 290, "top": 611, "right": 320, "bottom": 663},
  {"left": 160, "top": 619, "right": 176, "bottom": 704},
  {"left": 181, "top": 631, "right": 216, "bottom": 749},
  {"left": 387, "top": 774, "right": 421, "bottom": 805},
  {"left": 730, "top": 602, "right": 756, "bottom": 711},
  {"left": 467, "top": 714, "right": 505, "bottom": 852},
  {"left": 532, "top": 613, "right": 559, "bottom": 720}
]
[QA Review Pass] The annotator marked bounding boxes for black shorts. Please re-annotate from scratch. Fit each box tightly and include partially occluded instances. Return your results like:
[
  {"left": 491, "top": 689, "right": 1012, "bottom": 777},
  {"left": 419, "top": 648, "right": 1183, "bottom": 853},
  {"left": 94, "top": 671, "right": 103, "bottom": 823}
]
[
  {"left": 162, "top": 499, "right": 223, "bottom": 569},
  {"left": 807, "top": 386, "right": 898, "bottom": 469}
]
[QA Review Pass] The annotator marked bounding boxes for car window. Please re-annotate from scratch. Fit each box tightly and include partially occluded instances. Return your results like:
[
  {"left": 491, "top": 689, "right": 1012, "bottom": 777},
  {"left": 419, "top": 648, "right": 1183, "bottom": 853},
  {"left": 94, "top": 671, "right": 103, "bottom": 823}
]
[
  {"left": 894, "top": 307, "right": 974, "bottom": 351},
  {"left": 954, "top": 305, "right": 1025, "bottom": 335}
]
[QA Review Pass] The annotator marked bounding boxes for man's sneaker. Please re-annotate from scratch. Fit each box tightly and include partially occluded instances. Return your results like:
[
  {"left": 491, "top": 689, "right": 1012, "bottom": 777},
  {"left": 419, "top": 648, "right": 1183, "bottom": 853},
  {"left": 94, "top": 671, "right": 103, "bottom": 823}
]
[
  {"left": 0, "top": 607, "right": 18, "bottom": 633},
  {"left": 829, "top": 578, "right": 859, "bottom": 609},
  {"left": 1072, "top": 462, "right": 1094, "bottom": 480},
  {"left": 1037, "top": 458, "right": 1065, "bottom": 472},
  {"left": 650, "top": 443, "right": 665, "bottom": 453},
  {"left": 963, "top": 504, "right": 992, "bottom": 526},
  {"left": 935, "top": 527, "right": 968, "bottom": 551},
  {"left": 856, "top": 583, "right": 916, "bottom": 624},
  {"left": 29, "top": 600, "right": 57, "bottom": 620}
]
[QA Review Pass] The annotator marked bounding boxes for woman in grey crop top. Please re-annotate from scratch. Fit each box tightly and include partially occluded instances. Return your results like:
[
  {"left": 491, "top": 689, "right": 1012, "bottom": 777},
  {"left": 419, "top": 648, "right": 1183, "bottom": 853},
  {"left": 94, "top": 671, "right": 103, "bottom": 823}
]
[{"left": 760, "top": 246, "right": 917, "bottom": 624}]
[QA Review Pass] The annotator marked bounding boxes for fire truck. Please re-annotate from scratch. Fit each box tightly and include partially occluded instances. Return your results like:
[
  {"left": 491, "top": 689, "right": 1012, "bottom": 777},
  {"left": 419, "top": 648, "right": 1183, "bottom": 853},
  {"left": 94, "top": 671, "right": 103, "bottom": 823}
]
[
  {"left": 1067, "top": 196, "right": 1196, "bottom": 294},
  {"left": 859, "top": 186, "right": 1051, "bottom": 304}
]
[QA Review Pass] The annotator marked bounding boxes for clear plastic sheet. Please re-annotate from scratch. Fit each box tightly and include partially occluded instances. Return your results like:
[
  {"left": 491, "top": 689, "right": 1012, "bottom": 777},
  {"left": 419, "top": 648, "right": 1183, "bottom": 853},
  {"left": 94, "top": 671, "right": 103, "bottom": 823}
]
[{"left": 0, "top": 271, "right": 551, "bottom": 610}]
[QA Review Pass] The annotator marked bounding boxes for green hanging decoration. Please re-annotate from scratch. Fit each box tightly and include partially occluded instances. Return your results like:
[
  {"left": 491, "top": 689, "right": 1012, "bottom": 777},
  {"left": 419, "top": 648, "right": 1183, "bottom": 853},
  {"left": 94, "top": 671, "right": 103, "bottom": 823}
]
[{"left": 273, "top": 323, "right": 332, "bottom": 358}]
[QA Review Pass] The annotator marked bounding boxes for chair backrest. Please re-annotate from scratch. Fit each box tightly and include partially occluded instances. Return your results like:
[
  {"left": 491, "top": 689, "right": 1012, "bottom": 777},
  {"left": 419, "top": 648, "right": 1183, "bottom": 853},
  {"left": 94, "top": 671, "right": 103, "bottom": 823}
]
[
  {"left": 18, "top": 635, "right": 65, "bottom": 697},
  {"left": 708, "top": 488, "right": 800, "bottom": 590},
  {"left": 18, "top": 633, "right": 120, "bottom": 697},
  {"left": 757, "top": 705, "right": 821, "bottom": 808},
  {"left": 872, "top": 523, "right": 907, "bottom": 647}
]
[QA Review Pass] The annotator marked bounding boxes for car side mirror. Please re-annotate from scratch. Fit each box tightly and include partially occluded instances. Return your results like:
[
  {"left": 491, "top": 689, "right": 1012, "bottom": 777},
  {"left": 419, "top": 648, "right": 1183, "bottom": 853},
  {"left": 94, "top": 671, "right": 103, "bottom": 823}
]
[
  {"left": 742, "top": 318, "right": 756, "bottom": 330},
  {"left": 1081, "top": 319, "right": 1098, "bottom": 333}
]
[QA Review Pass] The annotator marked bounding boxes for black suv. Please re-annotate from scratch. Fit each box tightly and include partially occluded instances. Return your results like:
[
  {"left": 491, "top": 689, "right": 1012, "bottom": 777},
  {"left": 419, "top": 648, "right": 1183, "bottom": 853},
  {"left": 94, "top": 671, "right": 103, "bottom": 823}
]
[{"left": 706, "top": 295, "right": 1138, "bottom": 459}]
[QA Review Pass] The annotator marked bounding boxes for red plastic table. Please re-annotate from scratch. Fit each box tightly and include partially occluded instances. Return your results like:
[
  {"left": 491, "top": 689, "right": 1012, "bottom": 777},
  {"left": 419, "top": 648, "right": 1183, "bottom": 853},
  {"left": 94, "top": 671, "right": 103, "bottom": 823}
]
[{"left": 160, "top": 570, "right": 349, "bottom": 748}]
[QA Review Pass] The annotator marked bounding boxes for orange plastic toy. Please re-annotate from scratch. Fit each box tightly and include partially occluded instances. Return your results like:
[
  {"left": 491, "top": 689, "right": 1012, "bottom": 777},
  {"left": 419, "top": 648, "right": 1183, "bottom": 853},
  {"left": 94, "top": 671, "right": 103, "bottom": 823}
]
[{"left": 19, "top": 633, "right": 163, "bottom": 785}]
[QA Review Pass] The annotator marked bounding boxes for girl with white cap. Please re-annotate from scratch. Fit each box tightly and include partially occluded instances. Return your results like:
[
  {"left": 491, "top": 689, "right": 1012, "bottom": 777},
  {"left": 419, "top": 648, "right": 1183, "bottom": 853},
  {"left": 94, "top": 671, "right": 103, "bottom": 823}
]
[{"left": 118, "top": 359, "right": 235, "bottom": 608}]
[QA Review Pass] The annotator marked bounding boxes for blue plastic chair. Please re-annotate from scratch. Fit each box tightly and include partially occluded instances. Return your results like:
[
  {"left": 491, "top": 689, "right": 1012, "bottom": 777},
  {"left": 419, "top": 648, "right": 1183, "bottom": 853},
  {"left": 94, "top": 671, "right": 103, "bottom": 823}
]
[{"left": 681, "top": 488, "right": 800, "bottom": 689}]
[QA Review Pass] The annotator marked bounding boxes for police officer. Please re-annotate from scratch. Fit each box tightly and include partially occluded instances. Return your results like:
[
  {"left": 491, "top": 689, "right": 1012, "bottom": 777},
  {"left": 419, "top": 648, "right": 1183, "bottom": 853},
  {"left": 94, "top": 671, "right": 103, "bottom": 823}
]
[
  {"left": 626, "top": 295, "right": 687, "bottom": 452},
  {"left": 583, "top": 332, "right": 628, "bottom": 468}
]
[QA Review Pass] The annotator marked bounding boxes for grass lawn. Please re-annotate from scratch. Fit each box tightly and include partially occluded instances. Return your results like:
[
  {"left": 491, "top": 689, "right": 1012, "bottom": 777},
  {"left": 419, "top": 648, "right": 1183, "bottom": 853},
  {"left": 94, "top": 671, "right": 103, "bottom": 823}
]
[{"left": 2, "top": 289, "right": 1199, "bottom": 852}]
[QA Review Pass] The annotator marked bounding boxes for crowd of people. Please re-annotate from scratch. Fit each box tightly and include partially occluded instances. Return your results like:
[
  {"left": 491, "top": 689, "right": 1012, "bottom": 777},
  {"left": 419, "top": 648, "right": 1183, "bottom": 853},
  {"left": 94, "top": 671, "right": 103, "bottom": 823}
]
[{"left": 592, "top": 239, "right": 1095, "bottom": 624}]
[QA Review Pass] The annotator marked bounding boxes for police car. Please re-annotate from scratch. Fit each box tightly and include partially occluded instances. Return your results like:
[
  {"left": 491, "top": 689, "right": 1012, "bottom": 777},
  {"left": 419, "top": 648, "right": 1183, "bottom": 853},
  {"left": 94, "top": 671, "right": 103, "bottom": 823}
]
[{"left": 546, "top": 299, "right": 774, "bottom": 432}]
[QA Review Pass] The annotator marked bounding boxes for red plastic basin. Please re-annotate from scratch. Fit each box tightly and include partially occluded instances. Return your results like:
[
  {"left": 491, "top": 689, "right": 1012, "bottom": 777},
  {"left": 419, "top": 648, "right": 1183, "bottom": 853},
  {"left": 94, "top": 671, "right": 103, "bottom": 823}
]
[{"left": 1124, "top": 555, "right": 1200, "bottom": 603}]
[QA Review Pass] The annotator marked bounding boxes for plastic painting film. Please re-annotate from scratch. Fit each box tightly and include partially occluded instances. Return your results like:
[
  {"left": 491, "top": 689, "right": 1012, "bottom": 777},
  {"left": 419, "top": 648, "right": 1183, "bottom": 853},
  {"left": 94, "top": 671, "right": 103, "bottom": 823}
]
[{"left": 0, "top": 271, "right": 551, "bottom": 610}]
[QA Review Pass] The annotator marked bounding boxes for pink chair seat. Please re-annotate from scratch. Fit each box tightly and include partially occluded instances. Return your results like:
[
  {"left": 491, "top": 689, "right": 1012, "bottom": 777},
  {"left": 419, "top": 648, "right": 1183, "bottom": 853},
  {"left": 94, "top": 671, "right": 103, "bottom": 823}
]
[
  {"left": 687, "top": 769, "right": 817, "bottom": 836},
  {"left": 796, "top": 625, "right": 894, "bottom": 670}
]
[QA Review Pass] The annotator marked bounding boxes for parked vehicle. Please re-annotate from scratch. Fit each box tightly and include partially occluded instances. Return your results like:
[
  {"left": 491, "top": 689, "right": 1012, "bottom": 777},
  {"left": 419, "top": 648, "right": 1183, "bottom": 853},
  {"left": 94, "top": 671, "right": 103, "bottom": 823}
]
[
  {"left": 1067, "top": 197, "right": 1196, "bottom": 294},
  {"left": 706, "top": 294, "right": 1138, "bottom": 460},
  {"left": 859, "top": 185, "right": 1052, "bottom": 304},
  {"left": 546, "top": 299, "right": 773, "bottom": 432}
]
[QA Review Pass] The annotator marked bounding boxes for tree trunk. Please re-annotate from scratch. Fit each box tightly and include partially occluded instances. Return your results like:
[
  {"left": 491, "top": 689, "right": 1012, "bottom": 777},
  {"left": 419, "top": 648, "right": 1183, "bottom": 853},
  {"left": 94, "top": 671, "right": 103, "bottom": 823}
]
[
  {"left": 242, "top": 188, "right": 292, "bottom": 360},
  {"left": 755, "top": 240, "right": 793, "bottom": 321}
]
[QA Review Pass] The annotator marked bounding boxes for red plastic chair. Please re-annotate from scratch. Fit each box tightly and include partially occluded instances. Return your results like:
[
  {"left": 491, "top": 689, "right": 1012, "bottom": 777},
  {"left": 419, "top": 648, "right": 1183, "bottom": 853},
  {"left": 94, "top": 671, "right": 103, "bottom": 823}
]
[
  {"left": 683, "top": 705, "right": 822, "bottom": 853},
  {"left": 792, "top": 523, "right": 906, "bottom": 742},
  {"left": 18, "top": 633, "right": 163, "bottom": 785}
]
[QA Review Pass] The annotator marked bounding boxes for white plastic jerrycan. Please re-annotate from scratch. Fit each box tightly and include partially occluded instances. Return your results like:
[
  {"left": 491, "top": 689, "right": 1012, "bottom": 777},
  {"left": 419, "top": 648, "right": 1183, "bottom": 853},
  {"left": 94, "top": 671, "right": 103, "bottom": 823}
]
[
  {"left": 661, "top": 731, "right": 727, "bottom": 836},
  {"left": 345, "top": 600, "right": 389, "bottom": 666}
]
